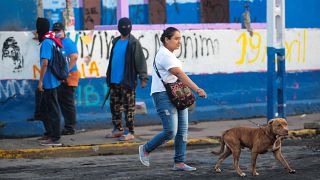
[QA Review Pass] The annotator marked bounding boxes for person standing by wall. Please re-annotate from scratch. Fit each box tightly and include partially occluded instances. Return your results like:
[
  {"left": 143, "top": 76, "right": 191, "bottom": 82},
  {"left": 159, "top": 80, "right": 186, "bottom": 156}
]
[
  {"left": 106, "top": 17, "right": 148, "bottom": 141},
  {"left": 139, "top": 27, "right": 207, "bottom": 170},
  {"left": 36, "top": 17, "right": 62, "bottom": 146},
  {"left": 52, "top": 22, "right": 79, "bottom": 135}
]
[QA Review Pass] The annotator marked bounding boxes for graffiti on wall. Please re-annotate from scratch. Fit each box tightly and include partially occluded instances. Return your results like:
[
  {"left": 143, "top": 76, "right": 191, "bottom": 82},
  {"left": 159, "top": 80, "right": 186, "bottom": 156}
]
[
  {"left": 1, "top": 37, "right": 24, "bottom": 73},
  {"left": 0, "top": 29, "right": 319, "bottom": 80},
  {"left": 76, "top": 83, "right": 109, "bottom": 106},
  {"left": 0, "top": 80, "right": 33, "bottom": 99},
  {"left": 54, "top": 30, "right": 219, "bottom": 78},
  {"left": 0, "top": 28, "right": 319, "bottom": 107},
  {"left": 235, "top": 30, "right": 307, "bottom": 68}
]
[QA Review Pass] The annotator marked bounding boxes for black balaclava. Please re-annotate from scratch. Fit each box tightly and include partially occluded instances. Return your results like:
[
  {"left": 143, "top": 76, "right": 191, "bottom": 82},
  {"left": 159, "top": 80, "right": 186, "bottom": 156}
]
[
  {"left": 36, "top": 17, "right": 50, "bottom": 43},
  {"left": 118, "top": 17, "right": 132, "bottom": 36}
]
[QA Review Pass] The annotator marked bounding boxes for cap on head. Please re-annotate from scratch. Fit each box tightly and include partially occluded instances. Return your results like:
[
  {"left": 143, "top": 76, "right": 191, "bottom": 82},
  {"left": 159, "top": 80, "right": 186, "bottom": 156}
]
[
  {"left": 117, "top": 17, "right": 132, "bottom": 36},
  {"left": 52, "top": 22, "right": 65, "bottom": 31}
]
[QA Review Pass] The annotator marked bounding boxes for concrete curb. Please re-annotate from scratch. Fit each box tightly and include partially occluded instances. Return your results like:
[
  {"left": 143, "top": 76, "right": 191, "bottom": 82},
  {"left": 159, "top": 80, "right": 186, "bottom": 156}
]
[
  {"left": 0, "top": 138, "right": 220, "bottom": 159},
  {"left": 0, "top": 129, "right": 318, "bottom": 159},
  {"left": 288, "top": 129, "right": 320, "bottom": 136}
]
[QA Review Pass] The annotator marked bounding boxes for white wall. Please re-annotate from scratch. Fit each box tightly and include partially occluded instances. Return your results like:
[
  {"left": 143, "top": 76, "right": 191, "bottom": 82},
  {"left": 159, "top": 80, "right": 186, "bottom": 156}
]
[{"left": 0, "top": 29, "right": 319, "bottom": 80}]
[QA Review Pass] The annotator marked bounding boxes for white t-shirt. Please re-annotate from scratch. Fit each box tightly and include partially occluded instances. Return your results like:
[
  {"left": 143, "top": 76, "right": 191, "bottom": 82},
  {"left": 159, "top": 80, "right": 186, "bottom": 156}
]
[{"left": 151, "top": 46, "right": 182, "bottom": 95}]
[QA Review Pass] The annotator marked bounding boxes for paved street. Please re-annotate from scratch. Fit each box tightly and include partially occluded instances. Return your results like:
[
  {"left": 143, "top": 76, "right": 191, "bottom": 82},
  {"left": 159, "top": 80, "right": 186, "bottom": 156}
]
[{"left": 0, "top": 135, "right": 319, "bottom": 180}]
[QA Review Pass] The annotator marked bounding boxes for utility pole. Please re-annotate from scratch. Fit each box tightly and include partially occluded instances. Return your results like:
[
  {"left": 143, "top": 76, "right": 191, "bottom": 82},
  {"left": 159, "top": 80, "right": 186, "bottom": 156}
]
[
  {"left": 63, "top": 0, "right": 75, "bottom": 30},
  {"left": 267, "top": 0, "right": 286, "bottom": 121},
  {"left": 37, "top": 0, "right": 43, "bottom": 17}
]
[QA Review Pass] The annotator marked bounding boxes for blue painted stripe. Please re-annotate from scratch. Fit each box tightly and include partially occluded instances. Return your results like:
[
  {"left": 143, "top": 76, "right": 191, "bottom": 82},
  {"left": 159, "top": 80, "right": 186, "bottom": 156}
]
[
  {"left": 166, "top": 2, "right": 200, "bottom": 24},
  {"left": 285, "top": 0, "right": 320, "bottom": 28},
  {"left": 129, "top": 4, "right": 149, "bottom": 24},
  {"left": 1, "top": 71, "right": 320, "bottom": 137}
]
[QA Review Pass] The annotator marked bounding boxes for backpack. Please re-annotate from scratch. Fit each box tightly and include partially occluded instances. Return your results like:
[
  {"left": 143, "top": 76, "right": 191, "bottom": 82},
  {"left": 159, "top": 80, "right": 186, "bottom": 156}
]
[{"left": 50, "top": 42, "right": 69, "bottom": 80}]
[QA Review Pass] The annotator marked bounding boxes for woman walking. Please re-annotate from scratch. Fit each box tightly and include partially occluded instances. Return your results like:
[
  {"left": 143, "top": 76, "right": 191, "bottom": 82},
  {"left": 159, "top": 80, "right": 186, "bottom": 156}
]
[{"left": 139, "top": 27, "right": 207, "bottom": 171}]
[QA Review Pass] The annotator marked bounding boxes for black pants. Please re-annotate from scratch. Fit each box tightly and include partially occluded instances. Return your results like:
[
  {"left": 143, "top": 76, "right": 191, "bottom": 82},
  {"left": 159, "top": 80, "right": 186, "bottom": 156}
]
[
  {"left": 34, "top": 89, "right": 47, "bottom": 119},
  {"left": 58, "top": 83, "right": 76, "bottom": 131},
  {"left": 42, "top": 88, "right": 61, "bottom": 141}
]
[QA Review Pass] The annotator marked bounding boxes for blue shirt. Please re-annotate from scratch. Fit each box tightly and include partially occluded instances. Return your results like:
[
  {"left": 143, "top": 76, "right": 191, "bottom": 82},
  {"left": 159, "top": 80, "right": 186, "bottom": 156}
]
[
  {"left": 110, "top": 39, "right": 128, "bottom": 84},
  {"left": 40, "top": 39, "right": 61, "bottom": 89},
  {"left": 61, "top": 38, "right": 78, "bottom": 72}
]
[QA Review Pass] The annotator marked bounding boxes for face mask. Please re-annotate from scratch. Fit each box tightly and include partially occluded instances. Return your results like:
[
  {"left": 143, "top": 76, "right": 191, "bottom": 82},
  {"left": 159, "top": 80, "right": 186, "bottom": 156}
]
[
  {"left": 55, "top": 32, "right": 63, "bottom": 38},
  {"left": 36, "top": 18, "right": 50, "bottom": 43},
  {"left": 118, "top": 18, "right": 132, "bottom": 36}
]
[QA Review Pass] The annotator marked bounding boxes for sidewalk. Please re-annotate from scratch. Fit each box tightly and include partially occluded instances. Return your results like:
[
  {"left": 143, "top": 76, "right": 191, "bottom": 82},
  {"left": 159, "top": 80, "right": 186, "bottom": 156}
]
[{"left": 0, "top": 113, "right": 319, "bottom": 159}]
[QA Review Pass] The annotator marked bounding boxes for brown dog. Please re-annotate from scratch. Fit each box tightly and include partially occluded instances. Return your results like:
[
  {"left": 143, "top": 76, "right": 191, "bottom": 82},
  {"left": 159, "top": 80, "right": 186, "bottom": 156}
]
[{"left": 212, "top": 118, "right": 296, "bottom": 177}]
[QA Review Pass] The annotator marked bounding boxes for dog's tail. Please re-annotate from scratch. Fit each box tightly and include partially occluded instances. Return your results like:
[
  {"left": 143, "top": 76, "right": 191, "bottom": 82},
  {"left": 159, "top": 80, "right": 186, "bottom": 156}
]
[{"left": 211, "top": 132, "right": 226, "bottom": 155}]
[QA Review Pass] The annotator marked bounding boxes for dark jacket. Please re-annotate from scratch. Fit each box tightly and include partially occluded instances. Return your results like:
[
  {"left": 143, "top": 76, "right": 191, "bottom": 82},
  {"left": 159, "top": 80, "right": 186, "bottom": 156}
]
[{"left": 106, "top": 34, "right": 148, "bottom": 89}]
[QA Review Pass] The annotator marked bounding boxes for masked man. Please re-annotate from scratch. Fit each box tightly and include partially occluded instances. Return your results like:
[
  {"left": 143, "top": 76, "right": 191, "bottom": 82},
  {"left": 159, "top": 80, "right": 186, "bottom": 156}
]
[{"left": 106, "top": 17, "right": 148, "bottom": 141}]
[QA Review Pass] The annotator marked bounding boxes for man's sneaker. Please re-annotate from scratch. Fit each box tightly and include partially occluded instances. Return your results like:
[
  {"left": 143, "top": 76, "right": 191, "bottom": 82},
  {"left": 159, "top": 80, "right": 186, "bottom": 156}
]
[
  {"left": 61, "top": 129, "right": 75, "bottom": 135},
  {"left": 37, "top": 135, "right": 50, "bottom": 141},
  {"left": 119, "top": 132, "right": 134, "bottom": 141},
  {"left": 39, "top": 139, "right": 62, "bottom": 147},
  {"left": 139, "top": 145, "right": 150, "bottom": 167},
  {"left": 172, "top": 163, "right": 196, "bottom": 171},
  {"left": 111, "top": 129, "right": 124, "bottom": 138}
]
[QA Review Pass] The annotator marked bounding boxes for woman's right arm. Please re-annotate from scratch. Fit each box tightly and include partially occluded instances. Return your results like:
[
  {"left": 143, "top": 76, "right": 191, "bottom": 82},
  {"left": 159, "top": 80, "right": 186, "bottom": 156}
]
[{"left": 169, "top": 67, "right": 207, "bottom": 98}]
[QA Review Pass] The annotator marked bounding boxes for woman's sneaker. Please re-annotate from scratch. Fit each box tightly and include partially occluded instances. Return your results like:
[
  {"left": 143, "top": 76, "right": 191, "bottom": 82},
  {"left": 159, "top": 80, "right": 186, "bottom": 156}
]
[
  {"left": 172, "top": 163, "right": 196, "bottom": 171},
  {"left": 139, "top": 145, "right": 150, "bottom": 167}
]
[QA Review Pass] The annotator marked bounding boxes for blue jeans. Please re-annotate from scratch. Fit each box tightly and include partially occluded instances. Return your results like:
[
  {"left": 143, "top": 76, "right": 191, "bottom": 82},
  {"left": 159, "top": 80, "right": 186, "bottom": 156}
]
[{"left": 144, "top": 91, "right": 188, "bottom": 163}]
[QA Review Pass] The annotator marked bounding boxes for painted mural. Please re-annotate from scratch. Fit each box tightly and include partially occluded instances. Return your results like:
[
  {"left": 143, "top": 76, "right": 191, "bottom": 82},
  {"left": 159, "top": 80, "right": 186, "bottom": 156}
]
[
  {"left": 0, "top": 28, "right": 319, "bottom": 137},
  {"left": 0, "top": 29, "right": 318, "bottom": 80}
]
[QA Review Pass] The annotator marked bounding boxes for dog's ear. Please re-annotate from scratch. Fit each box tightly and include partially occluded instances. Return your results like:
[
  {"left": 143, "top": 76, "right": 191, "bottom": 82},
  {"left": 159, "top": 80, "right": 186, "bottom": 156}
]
[
  {"left": 268, "top": 119, "right": 274, "bottom": 126},
  {"left": 281, "top": 118, "right": 288, "bottom": 123}
]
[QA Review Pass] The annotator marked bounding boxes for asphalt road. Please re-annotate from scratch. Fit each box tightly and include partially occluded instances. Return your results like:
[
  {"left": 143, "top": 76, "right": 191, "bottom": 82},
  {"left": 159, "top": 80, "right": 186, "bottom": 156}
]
[{"left": 0, "top": 135, "right": 319, "bottom": 180}]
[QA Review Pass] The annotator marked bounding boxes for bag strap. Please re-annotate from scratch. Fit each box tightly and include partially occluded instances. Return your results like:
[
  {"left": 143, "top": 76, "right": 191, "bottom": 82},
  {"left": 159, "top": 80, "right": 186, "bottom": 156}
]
[
  {"left": 153, "top": 53, "right": 167, "bottom": 85},
  {"left": 153, "top": 59, "right": 161, "bottom": 79}
]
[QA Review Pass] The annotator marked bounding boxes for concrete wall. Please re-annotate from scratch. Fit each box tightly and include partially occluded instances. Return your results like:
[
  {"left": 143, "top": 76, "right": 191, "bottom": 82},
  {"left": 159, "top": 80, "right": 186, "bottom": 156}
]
[
  {"left": 0, "top": 0, "right": 37, "bottom": 31},
  {"left": 1, "top": 0, "right": 319, "bottom": 31},
  {"left": 100, "top": 0, "right": 320, "bottom": 27},
  {"left": 1, "top": 28, "right": 320, "bottom": 137}
]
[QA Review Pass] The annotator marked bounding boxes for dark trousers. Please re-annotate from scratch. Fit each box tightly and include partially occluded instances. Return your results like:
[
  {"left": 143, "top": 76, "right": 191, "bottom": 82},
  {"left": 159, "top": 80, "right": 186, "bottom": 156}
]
[
  {"left": 58, "top": 83, "right": 77, "bottom": 131},
  {"left": 109, "top": 85, "right": 136, "bottom": 134},
  {"left": 34, "top": 89, "right": 47, "bottom": 119},
  {"left": 42, "top": 88, "right": 61, "bottom": 141}
]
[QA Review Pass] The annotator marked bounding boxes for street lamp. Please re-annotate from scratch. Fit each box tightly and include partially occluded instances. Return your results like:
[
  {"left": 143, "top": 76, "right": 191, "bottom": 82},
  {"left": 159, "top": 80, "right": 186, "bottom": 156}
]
[{"left": 267, "top": 0, "right": 286, "bottom": 121}]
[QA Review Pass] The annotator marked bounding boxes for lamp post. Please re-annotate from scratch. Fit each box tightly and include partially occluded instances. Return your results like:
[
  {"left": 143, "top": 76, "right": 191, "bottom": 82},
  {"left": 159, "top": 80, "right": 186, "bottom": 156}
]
[{"left": 267, "top": 0, "right": 286, "bottom": 121}]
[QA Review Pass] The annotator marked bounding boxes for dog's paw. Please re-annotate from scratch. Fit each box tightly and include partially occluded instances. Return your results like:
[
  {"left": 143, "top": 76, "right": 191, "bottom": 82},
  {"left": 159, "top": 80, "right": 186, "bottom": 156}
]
[
  {"left": 252, "top": 172, "right": 259, "bottom": 176},
  {"left": 239, "top": 173, "right": 246, "bottom": 177},
  {"left": 289, "top": 169, "right": 296, "bottom": 174},
  {"left": 215, "top": 168, "right": 222, "bottom": 173}
]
